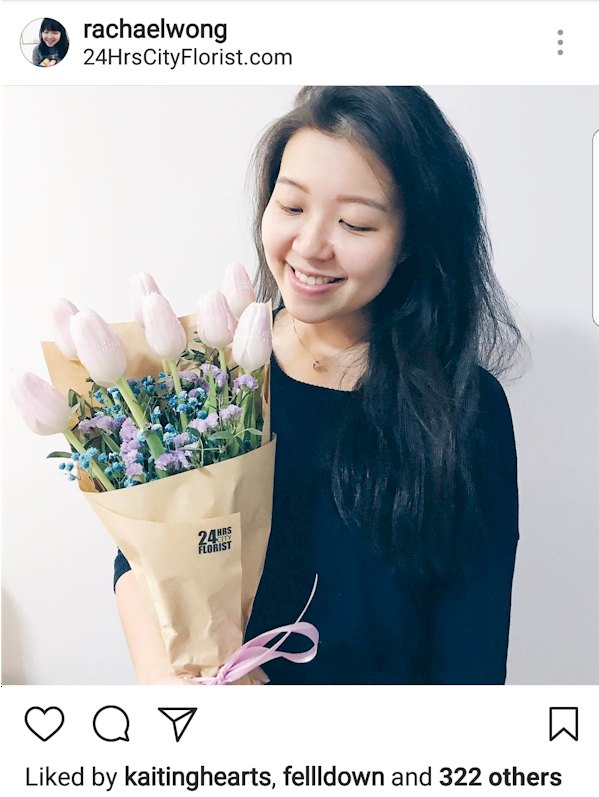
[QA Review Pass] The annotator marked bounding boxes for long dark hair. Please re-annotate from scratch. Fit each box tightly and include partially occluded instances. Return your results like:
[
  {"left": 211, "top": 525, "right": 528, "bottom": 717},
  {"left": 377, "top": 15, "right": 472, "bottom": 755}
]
[
  {"left": 38, "top": 18, "right": 69, "bottom": 60},
  {"left": 251, "top": 86, "right": 521, "bottom": 582}
]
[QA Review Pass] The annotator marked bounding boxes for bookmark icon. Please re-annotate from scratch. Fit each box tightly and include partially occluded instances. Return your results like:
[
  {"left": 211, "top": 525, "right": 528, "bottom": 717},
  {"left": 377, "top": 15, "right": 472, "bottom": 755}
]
[
  {"left": 549, "top": 707, "right": 579, "bottom": 741},
  {"left": 157, "top": 707, "right": 197, "bottom": 742}
]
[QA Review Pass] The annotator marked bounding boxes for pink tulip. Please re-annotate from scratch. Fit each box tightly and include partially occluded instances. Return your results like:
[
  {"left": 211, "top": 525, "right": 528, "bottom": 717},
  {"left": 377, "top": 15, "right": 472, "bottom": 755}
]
[
  {"left": 51, "top": 298, "right": 79, "bottom": 360},
  {"left": 196, "top": 290, "right": 237, "bottom": 349},
  {"left": 142, "top": 293, "right": 187, "bottom": 361},
  {"left": 222, "top": 261, "right": 256, "bottom": 320},
  {"left": 70, "top": 309, "right": 127, "bottom": 385},
  {"left": 11, "top": 371, "right": 71, "bottom": 435},
  {"left": 130, "top": 272, "right": 163, "bottom": 326},
  {"left": 232, "top": 302, "right": 272, "bottom": 372}
]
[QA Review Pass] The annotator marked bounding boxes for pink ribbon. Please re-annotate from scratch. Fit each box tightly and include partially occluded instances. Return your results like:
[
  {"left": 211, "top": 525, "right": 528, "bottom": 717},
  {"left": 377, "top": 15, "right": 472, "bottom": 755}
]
[{"left": 189, "top": 575, "right": 319, "bottom": 685}]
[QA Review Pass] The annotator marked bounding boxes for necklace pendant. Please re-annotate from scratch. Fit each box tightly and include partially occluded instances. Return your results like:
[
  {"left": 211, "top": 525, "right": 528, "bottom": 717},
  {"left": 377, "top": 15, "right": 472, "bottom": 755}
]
[{"left": 312, "top": 360, "right": 321, "bottom": 371}]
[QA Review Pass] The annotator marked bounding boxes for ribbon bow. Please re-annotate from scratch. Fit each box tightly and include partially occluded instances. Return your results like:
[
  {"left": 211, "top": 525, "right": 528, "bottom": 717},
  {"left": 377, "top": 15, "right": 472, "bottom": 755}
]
[{"left": 189, "top": 575, "right": 319, "bottom": 685}]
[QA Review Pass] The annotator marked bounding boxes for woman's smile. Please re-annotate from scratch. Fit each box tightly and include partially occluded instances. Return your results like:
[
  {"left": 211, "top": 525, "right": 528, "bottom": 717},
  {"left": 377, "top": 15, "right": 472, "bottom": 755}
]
[
  {"left": 285, "top": 261, "right": 346, "bottom": 294},
  {"left": 42, "top": 30, "right": 61, "bottom": 47}
]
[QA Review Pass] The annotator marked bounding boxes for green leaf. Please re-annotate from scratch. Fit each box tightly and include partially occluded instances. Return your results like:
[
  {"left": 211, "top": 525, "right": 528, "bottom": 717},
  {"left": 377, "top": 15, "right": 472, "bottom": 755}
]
[
  {"left": 68, "top": 389, "right": 80, "bottom": 409},
  {"left": 245, "top": 428, "right": 263, "bottom": 436},
  {"left": 46, "top": 451, "right": 72, "bottom": 459},
  {"left": 207, "top": 431, "right": 234, "bottom": 442},
  {"left": 100, "top": 433, "right": 121, "bottom": 454}
]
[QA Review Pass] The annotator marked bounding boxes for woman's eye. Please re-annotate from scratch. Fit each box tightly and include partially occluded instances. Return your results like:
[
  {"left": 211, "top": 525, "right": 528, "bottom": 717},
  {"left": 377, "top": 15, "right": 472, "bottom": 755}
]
[
  {"left": 279, "top": 203, "right": 302, "bottom": 215},
  {"left": 340, "top": 220, "right": 374, "bottom": 232}
]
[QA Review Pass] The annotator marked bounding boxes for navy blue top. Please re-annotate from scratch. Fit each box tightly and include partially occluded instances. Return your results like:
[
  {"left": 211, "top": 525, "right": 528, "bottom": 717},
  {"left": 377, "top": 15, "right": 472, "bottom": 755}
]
[{"left": 114, "top": 354, "right": 519, "bottom": 685}]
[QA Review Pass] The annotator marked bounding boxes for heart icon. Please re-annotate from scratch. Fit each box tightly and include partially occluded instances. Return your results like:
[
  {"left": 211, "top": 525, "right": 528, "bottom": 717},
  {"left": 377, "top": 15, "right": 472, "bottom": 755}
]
[{"left": 25, "top": 706, "right": 65, "bottom": 741}]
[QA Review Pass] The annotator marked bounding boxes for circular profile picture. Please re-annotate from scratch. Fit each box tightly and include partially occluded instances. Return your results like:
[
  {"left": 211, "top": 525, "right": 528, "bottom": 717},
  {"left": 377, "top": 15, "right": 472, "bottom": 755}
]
[{"left": 20, "top": 18, "right": 69, "bottom": 67}]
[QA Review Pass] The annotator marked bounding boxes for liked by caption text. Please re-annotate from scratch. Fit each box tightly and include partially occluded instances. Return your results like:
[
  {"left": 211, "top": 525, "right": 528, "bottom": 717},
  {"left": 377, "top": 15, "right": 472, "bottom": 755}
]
[{"left": 26, "top": 764, "right": 564, "bottom": 790}]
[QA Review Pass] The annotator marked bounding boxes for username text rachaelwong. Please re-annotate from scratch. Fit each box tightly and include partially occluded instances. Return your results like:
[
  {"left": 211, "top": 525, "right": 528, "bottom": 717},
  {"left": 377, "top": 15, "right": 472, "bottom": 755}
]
[{"left": 82, "top": 18, "right": 293, "bottom": 69}]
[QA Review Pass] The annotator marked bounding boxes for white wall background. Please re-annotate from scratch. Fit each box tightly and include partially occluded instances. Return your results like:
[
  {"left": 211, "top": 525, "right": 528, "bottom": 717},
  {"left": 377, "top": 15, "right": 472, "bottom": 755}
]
[{"left": 2, "top": 86, "right": 598, "bottom": 684}]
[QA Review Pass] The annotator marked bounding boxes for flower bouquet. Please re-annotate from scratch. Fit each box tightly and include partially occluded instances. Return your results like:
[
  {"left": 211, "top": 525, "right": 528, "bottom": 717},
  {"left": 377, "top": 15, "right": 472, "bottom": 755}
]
[{"left": 13, "top": 265, "right": 318, "bottom": 684}]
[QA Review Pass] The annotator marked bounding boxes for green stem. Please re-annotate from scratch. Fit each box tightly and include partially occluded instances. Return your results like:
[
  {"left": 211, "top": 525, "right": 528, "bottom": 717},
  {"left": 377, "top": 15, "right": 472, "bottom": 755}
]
[
  {"left": 116, "top": 377, "right": 165, "bottom": 462},
  {"left": 219, "top": 348, "right": 227, "bottom": 372},
  {"left": 248, "top": 392, "right": 256, "bottom": 435},
  {"left": 219, "top": 348, "right": 230, "bottom": 407},
  {"left": 206, "top": 371, "right": 217, "bottom": 414},
  {"left": 236, "top": 389, "right": 251, "bottom": 440},
  {"left": 169, "top": 361, "right": 188, "bottom": 431},
  {"left": 218, "top": 349, "right": 231, "bottom": 407},
  {"left": 64, "top": 428, "right": 114, "bottom": 492}
]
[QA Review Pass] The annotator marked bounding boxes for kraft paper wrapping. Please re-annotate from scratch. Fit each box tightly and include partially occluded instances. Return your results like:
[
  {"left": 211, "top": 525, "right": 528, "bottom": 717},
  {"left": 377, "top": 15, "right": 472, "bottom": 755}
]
[{"left": 42, "top": 313, "right": 276, "bottom": 681}]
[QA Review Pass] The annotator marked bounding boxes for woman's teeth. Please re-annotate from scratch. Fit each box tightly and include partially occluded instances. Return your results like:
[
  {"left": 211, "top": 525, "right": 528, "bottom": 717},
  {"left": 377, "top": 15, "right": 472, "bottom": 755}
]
[{"left": 292, "top": 266, "right": 339, "bottom": 286}]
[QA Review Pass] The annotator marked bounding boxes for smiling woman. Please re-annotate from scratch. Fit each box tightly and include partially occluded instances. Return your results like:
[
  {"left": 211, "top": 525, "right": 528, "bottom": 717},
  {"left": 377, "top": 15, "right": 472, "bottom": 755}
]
[
  {"left": 114, "top": 86, "right": 522, "bottom": 685},
  {"left": 31, "top": 18, "right": 69, "bottom": 67},
  {"left": 260, "top": 128, "right": 405, "bottom": 382}
]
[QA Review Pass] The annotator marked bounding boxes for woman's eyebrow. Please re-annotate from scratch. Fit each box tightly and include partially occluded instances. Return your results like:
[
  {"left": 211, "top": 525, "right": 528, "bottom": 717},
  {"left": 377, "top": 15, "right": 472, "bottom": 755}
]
[{"left": 276, "top": 176, "right": 388, "bottom": 213}]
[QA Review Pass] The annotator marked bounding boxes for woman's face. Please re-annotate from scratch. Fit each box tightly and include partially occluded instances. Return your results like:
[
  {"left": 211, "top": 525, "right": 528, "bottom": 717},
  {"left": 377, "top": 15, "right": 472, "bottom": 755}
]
[
  {"left": 261, "top": 128, "right": 405, "bottom": 327},
  {"left": 42, "top": 29, "right": 61, "bottom": 48}
]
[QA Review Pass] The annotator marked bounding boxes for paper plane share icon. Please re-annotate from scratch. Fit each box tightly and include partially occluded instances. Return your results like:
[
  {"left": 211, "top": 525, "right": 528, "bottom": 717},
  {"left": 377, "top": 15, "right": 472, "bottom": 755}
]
[{"left": 158, "top": 707, "right": 197, "bottom": 742}]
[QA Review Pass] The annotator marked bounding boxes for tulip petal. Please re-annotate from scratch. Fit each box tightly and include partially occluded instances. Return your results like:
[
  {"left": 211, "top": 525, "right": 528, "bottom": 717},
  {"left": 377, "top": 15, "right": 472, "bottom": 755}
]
[
  {"left": 222, "top": 262, "right": 256, "bottom": 320},
  {"left": 51, "top": 298, "right": 79, "bottom": 360},
  {"left": 232, "top": 302, "right": 273, "bottom": 372},
  {"left": 130, "top": 272, "right": 163, "bottom": 327},
  {"left": 70, "top": 309, "right": 127, "bottom": 385},
  {"left": 142, "top": 293, "right": 187, "bottom": 361},
  {"left": 197, "top": 290, "right": 238, "bottom": 349},
  {"left": 10, "top": 371, "right": 71, "bottom": 436}
]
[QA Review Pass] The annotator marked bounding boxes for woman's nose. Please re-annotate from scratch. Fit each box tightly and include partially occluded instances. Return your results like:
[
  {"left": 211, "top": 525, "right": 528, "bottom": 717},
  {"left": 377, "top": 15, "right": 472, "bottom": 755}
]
[{"left": 291, "top": 217, "right": 334, "bottom": 261}]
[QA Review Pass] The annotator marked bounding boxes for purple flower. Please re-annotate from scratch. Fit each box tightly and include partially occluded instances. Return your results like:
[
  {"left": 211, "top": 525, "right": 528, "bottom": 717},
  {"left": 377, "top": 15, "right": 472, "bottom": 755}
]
[
  {"left": 188, "top": 413, "right": 218, "bottom": 433},
  {"left": 188, "top": 382, "right": 208, "bottom": 398},
  {"left": 219, "top": 405, "right": 242, "bottom": 422},
  {"left": 173, "top": 432, "right": 190, "bottom": 449},
  {"left": 78, "top": 415, "right": 120, "bottom": 435},
  {"left": 179, "top": 370, "right": 201, "bottom": 383},
  {"left": 120, "top": 417, "right": 139, "bottom": 442},
  {"left": 155, "top": 450, "right": 190, "bottom": 472},
  {"left": 125, "top": 462, "right": 144, "bottom": 477},
  {"left": 200, "top": 363, "right": 229, "bottom": 388},
  {"left": 122, "top": 449, "right": 139, "bottom": 465},
  {"left": 120, "top": 438, "right": 139, "bottom": 455},
  {"left": 233, "top": 374, "right": 258, "bottom": 393},
  {"left": 164, "top": 371, "right": 203, "bottom": 392}
]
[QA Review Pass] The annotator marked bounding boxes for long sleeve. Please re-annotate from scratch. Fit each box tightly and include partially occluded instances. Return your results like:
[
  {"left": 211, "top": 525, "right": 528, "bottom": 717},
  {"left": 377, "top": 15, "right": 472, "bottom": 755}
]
[{"left": 425, "top": 370, "right": 519, "bottom": 684}]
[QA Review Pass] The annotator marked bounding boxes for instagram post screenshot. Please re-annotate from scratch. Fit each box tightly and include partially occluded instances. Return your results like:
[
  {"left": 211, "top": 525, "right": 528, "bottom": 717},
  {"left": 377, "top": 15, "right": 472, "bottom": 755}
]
[{"left": 1, "top": 1, "right": 598, "bottom": 794}]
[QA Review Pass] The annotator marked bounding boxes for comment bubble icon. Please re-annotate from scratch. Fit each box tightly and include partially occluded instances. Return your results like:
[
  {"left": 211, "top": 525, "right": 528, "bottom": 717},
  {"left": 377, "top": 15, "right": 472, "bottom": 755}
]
[{"left": 93, "top": 705, "right": 130, "bottom": 742}]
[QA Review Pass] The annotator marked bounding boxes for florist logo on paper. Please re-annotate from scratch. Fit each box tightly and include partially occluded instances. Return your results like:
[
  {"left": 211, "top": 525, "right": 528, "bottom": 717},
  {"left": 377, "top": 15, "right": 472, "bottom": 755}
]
[{"left": 198, "top": 526, "right": 233, "bottom": 555}]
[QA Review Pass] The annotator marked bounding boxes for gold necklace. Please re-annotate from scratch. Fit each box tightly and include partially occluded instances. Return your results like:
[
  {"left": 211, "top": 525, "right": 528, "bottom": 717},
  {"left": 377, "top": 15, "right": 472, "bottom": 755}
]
[{"left": 291, "top": 316, "right": 365, "bottom": 371}]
